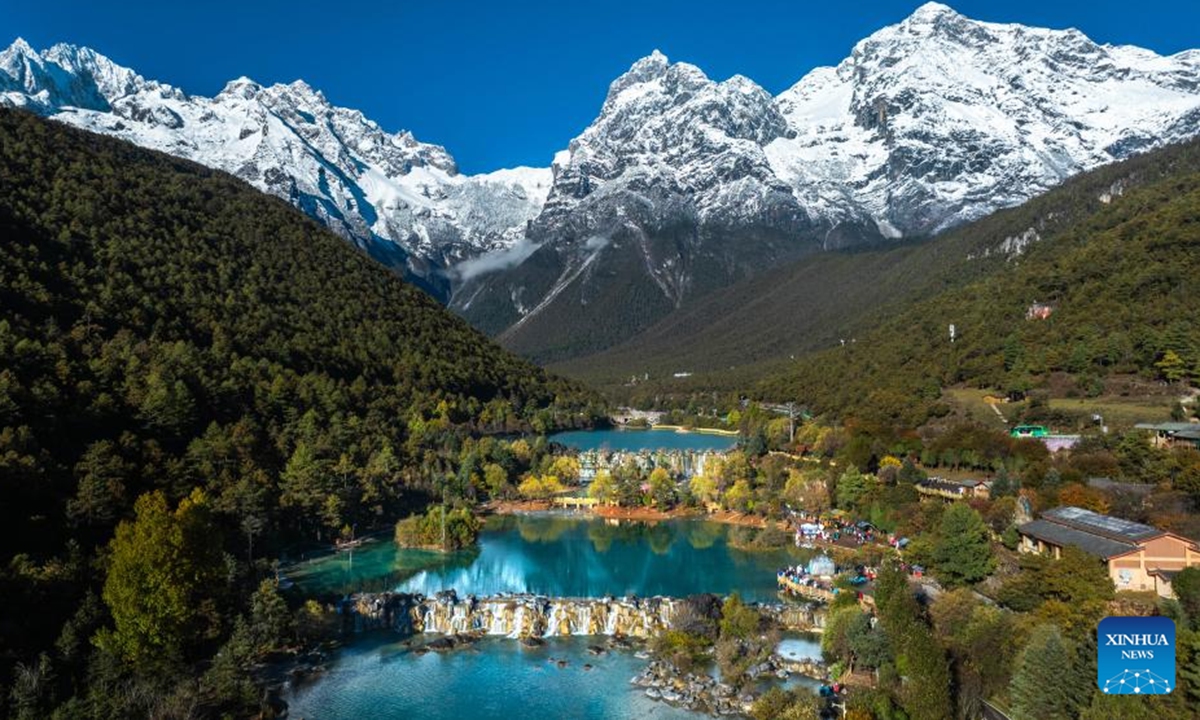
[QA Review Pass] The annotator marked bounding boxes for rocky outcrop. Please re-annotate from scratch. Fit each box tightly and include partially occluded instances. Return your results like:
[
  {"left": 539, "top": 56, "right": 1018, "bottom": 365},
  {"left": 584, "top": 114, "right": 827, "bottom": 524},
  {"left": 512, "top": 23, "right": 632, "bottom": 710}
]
[
  {"left": 631, "top": 652, "right": 827, "bottom": 716},
  {"left": 633, "top": 660, "right": 753, "bottom": 716}
]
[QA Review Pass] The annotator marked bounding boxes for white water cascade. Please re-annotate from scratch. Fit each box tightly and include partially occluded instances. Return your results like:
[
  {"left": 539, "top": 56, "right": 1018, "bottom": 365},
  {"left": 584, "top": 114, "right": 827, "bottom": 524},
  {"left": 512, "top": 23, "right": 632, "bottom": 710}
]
[{"left": 348, "top": 591, "right": 823, "bottom": 638}]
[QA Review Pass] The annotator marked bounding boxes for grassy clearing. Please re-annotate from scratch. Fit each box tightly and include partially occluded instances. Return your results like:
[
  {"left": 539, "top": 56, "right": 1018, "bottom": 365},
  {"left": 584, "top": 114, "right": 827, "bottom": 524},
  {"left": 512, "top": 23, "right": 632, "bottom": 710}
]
[
  {"left": 943, "top": 387, "right": 1175, "bottom": 432},
  {"left": 1044, "top": 396, "right": 1173, "bottom": 429},
  {"left": 943, "top": 388, "right": 1017, "bottom": 428}
]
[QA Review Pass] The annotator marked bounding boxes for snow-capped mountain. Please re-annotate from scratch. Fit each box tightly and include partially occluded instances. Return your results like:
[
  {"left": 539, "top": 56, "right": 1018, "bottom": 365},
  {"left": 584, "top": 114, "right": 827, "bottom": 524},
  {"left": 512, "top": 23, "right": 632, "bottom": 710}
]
[
  {"left": 0, "top": 38, "right": 550, "bottom": 300},
  {"left": 768, "top": 1, "right": 1200, "bottom": 236},
  {"left": 451, "top": 2, "right": 1200, "bottom": 359},
  {"left": 448, "top": 50, "right": 829, "bottom": 357},
  {"left": 3, "top": 3, "right": 1200, "bottom": 360}
]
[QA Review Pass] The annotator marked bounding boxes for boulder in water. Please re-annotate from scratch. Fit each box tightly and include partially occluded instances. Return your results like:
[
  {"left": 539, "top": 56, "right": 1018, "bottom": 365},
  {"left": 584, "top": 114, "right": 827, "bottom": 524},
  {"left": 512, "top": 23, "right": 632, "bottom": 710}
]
[{"left": 426, "top": 637, "right": 456, "bottom": 652}]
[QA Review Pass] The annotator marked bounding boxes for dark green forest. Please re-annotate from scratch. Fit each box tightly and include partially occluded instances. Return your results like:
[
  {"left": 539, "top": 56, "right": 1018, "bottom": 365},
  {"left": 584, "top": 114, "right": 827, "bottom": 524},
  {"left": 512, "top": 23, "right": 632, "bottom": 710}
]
[
  {"left": 0, "top": 109, "right": 600, "bottom": 717},
  {"left": 756, "top": 139, "right": 1200, "bottom": 428}
]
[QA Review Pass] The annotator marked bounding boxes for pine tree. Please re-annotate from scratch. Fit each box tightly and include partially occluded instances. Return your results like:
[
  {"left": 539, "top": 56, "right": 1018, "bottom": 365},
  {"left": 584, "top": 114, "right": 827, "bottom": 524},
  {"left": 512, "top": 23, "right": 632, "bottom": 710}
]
[
  {"left": 932, "top": 504, "right": 995, "bottom": 586},
  {"left": 1011, "top": 624, "right": 1077, "bottom": 720},
  {"left": 249, "top": 579, "right": 293, "bottom": 654},
  {"left": 1181, "top": 630, "right": 1200, "bottom": 706},
  {"left": 991, "top": 467, "right": 1014, "bottom": 497}
]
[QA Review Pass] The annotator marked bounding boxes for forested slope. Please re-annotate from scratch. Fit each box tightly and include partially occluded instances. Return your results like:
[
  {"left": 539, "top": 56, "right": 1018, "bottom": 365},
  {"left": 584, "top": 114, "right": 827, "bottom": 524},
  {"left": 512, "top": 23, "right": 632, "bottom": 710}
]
[
  {"left": 0, "top": 109, "right": 599, "bottom": 716},
  {"left": 758, "top": 142, "right": 1200, "bottom": 427}
]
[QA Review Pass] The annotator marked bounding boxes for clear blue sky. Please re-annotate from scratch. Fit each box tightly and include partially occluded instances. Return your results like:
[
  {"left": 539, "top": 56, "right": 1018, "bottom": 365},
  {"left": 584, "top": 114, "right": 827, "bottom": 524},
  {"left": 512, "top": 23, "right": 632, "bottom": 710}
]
[{"left": 4, "top": 1, "right": 1198, "bottom": 173}]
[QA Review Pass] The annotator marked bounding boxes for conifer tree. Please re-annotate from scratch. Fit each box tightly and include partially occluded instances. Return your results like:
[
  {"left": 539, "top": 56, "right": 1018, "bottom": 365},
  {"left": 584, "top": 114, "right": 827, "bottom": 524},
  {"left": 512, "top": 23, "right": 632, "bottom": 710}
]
[
  {"left": 932, "top": 504, "right": 995, "bottom": 586},
  {"left": 1011, "top": 624, "right": 1079, "bottom": 720}
]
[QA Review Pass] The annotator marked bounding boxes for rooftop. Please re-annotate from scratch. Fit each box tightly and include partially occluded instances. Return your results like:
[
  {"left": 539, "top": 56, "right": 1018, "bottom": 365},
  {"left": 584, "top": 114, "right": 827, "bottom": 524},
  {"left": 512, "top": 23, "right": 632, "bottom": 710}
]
[
  {"left": 1086, "top": 477, "right": 1155, "bottom": 496},
  {"left": 1135, "top": 422, "right": 1200, "bottom": 433},
  {"left": 1018, "top": 519, "right": 1137, "bottom": 559},
  {"left": 1042, "top": 506, "right": 1161, "bottom": 543},
  {"left": 917, "top": 477, "right": 968, "bottom": 493}
]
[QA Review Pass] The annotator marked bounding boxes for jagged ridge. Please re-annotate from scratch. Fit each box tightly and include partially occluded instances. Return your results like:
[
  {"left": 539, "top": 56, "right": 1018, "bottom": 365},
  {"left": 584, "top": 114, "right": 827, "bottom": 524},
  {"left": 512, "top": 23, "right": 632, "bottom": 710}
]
[{"left": 0, "top": 38, "right": 550, "bottom": 300}]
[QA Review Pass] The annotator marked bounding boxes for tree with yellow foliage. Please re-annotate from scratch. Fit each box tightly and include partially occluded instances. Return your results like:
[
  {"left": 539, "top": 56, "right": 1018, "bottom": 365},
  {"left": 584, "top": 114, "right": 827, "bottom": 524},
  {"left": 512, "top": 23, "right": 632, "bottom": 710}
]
[{"left": 517, "top": 474, "right": 565, "bottom": 500}]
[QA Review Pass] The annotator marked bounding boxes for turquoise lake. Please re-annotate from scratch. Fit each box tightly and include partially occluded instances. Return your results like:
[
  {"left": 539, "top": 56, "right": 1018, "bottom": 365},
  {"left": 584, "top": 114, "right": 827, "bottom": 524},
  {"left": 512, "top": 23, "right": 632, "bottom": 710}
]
[
  {"left": 285, "top": 634, "right": 822, "bottom": 720},
  {"left": 286, "top": 635, "right": 707, "bottom": 720},
  {"left": 288, "top": 514, "right": 813, "bottom": 603},
  {"left": 283, "top": 514, "right": 821, "bottom": 719},
  {"left": 547, "top": 427, "right": 739, "bottom": 452}
]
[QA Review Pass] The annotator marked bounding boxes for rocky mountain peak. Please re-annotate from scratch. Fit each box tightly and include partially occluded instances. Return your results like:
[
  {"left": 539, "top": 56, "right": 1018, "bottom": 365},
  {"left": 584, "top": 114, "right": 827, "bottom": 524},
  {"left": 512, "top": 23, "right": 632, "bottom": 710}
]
[
  {"left": 903, "top": 2, "right": 965, "bottom": 27},
  {"left": 218, "top": 76, "right": 263, "bottom": 100},
  {"left": 43, "top": 43, "right": 150, "bottom": 101},
  {"left": 452, "top": 6, "right": 1200, "bottom": 359},
  {"left": 3, "top": 5, "right": 1199, "bottom": 362},
  {"left": 603, "top": 49, "right": 670, "bottom": 103},
  {"left": 0, "top": 38, "right": 46, "bottom": 90}
]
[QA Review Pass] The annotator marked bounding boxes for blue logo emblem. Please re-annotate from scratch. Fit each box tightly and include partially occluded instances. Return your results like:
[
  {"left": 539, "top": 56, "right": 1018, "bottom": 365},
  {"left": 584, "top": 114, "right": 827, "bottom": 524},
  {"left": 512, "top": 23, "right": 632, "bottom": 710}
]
[{"left": 1097, "top": 616, "right": 1175, "bottom": 694}]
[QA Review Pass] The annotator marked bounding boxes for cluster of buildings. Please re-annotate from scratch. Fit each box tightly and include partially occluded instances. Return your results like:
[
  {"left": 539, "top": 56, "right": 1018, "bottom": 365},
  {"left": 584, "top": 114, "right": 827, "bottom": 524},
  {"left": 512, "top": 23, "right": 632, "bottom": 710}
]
[
  {"left": 1017, "top": 506, "right": 1200, "bottom": 597},
  {"left": 610, "top": 408, "right": 666, "bottom": 426},
  {"left": 577, "top": 448, "right": 721, "bottom": 482},
  {"left": 912, "top": 421, "right": 1200, "bottom": 599}
]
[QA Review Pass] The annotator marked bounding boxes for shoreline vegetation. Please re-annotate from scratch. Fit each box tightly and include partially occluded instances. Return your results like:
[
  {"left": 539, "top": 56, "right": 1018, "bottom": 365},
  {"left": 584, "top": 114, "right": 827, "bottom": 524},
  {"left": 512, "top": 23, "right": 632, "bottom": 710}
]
[{"left": 394, "top": 507, "right": 483, "bottom": 552}]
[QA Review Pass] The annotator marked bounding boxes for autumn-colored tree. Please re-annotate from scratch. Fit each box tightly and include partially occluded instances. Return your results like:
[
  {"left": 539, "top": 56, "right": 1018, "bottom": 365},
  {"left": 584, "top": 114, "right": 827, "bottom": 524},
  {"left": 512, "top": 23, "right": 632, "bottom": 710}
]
[
  {"left": 97, "top": 489, "right": 226, "bottom": 669},
  {"left": 647, "top": 467, "right": 676, "bottom": 507},
  {"left": 690, "top": 472, "right": 719, "bottom": 507},
  {"left": 724, "top": 479, "right": 753, "bottom": 512},
  {"left": 588, "top": 470, "right": 618, "bottom": 504},
  {"left": 1057, "top": 482, "right": 1111, "bottom": 514},
  {"left": 483, "top": 463, "right": 511, "bottom": 498},
  {"left": 1156, "top": 349, "right": 1189, "bottom": 383},
  {"left": 548, "top": 455, "right": 581, "bottom": 484},
  {"left": 517, "top": 474, "right": 565, "bottom": 500}
]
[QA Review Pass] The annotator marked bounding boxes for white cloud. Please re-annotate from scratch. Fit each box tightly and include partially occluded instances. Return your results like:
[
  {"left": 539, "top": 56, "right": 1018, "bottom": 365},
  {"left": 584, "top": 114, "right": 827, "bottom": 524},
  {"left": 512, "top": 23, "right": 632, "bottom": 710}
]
[{"left": 453, "top": 237, "right": 542, "bottom": 282}]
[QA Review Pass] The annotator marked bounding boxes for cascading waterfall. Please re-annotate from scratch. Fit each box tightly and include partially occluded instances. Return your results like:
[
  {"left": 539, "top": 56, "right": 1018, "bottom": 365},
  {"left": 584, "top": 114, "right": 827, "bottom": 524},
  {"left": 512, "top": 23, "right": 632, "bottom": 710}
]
[
  {"left": 603, "top": 604, "right": 619, "bottom": 635},
  {"left": 486, "top": 601, "right": 508, "bottom": 635},
  {"left": 350, "top": 591, "right": 822, "bottom": 638},
  {"left": 545, "top": 603, "right": 563, "bottom": 636},
  {"left": 510, "top": 603, "right": 527, "bottom": 637}
]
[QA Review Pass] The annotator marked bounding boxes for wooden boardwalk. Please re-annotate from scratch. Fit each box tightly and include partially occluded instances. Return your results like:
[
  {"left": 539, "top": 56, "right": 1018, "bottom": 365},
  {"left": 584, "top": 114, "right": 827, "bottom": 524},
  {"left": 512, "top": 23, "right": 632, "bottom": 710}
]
[
  {"left": 777, "top": 575, "right": 874, "bottom": 609},
  {"left": 777, "top": 575, "right": 836, "bottom": 603}
]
